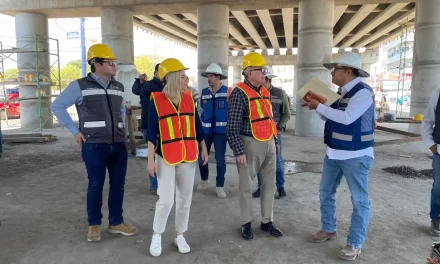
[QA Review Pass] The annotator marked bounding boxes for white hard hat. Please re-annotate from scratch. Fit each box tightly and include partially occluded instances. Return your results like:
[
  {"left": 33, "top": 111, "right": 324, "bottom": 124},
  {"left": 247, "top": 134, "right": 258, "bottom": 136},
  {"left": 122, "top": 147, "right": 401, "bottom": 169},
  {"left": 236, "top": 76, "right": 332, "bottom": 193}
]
[
  {"left": 201, "top": 63, "right": 228, "bottom": 80},
  {"left": 264, "top": 65, "right": 278, "bottom": 79},
  {"left": 323, "top": 51, "right": 370, "bottom": 78}
]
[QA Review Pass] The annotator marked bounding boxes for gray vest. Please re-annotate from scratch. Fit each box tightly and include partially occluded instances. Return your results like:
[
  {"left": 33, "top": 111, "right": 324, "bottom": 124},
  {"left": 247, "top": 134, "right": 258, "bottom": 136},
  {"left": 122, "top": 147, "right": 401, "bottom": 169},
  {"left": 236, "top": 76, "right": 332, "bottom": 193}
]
[
  {"left": 76, "top": 74, "right": 125, "bottom": 143},
  {"left": 269, "top": 86, "right": 284, "bottom": 124}
]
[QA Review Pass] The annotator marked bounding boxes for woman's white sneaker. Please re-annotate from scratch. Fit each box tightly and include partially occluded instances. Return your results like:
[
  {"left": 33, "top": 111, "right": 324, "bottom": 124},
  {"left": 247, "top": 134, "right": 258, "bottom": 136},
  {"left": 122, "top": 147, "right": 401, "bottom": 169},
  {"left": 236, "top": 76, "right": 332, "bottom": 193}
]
[
  {"left": 149, "top": 234, "right": 162, "bottom": 257},
  {"left": 174, "top": 235, "right": 191, "bottom": 254}
]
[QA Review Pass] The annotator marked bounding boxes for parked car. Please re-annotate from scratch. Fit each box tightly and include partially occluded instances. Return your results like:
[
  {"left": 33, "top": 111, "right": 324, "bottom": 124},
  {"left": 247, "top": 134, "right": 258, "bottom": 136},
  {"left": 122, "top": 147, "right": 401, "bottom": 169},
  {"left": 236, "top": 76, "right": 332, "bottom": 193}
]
[{"left": 0, "top": 87, "right": 20, "bottom": 120}]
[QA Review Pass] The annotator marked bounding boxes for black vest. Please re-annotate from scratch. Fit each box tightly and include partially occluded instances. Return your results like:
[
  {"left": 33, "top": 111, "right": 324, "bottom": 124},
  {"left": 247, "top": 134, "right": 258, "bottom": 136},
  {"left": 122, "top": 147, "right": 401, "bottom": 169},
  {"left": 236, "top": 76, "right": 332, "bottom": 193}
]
[{"left": 76, "top": 73, "right": 125, "bottom": 143}]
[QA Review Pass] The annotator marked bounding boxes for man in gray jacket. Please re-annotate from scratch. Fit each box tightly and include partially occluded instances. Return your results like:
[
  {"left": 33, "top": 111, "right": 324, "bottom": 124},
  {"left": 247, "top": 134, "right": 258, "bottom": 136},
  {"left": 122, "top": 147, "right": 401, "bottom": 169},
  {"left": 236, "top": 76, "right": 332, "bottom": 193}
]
[{"left": 253, "top": 65, "right": 291, "bottom": 198}]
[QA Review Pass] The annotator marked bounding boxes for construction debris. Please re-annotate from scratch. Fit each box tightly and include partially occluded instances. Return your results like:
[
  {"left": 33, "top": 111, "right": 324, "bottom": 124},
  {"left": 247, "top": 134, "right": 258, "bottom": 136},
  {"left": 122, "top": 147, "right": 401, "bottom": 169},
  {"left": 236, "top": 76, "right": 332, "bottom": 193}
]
[
  {"left": 383, "top": 166, "right": 432, "bottom": 179},
  {"left": 2, "top": 133, "right": 57, "bottom": 144}
]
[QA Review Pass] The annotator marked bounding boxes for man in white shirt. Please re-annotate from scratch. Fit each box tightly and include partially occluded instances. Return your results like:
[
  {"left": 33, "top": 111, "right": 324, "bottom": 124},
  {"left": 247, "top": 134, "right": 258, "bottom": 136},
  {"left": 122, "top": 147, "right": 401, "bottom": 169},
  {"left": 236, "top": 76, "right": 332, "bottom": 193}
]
[
  {"left": 302, "top": 52, "right": 375, "bottom": 261},
  {"left": 421, "top": 90, "right": 440, "bottom": 237}
]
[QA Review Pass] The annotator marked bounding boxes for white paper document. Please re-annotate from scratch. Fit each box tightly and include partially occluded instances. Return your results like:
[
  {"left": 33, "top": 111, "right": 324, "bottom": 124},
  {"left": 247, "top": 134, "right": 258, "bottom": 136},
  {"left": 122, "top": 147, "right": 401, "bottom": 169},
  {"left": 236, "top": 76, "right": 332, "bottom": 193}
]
[{"left": 297, "top": 77, "right": 340, "bottom": 106}]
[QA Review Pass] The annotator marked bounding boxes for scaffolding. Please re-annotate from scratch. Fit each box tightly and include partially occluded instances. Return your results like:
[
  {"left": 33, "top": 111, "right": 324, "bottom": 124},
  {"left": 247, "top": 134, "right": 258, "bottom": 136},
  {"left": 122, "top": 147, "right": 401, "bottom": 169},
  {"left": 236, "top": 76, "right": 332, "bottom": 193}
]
[
  {"left": 0, "top": 34, "right": 61, "bottom": 131},
  {"left": 395, "top": 19, "right": 410, "bottom": 117}
]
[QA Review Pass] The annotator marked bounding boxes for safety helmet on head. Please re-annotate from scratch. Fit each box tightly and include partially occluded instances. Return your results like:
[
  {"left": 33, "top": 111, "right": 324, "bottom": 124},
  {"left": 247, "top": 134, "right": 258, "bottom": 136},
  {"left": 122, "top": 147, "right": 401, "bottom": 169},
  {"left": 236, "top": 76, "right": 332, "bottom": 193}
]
[
  {"left": 413, "top": 113, "right": 424, "bottom": 121},
  {"left": 158, "top": 58, "right": 189, "bottom": 81},
  {"left": 323, "top": 51, "right": 370, "bottom": 78},
  {"left": 242, "top": 52, "right": 267, "bottom": 71},
  {"left": 264, "top": 65, "right": 278, "bottom": 79},
  {"left": 201, "top": 63, "right": 228, "bottom": 80},
  {"left": 87, "top": 43, "right": 117, "bottom": 63}
]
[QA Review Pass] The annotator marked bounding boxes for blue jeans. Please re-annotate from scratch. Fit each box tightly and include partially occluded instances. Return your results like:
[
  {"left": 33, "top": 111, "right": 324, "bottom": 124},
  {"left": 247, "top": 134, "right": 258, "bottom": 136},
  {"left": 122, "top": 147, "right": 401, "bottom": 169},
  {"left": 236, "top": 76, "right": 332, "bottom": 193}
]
[
  {"left": 81, "top": 142, "right": 128, "bottom": 226},
  {"left": 257, "top": 133, "right": 284, "bottom": 189},
  {"left": 431, "top": 153, "right": 440, "bottom": 220},
  {"left": 320, "top": 155, "right": 373, "bottom": 249},
  {"left": 198, "top": 133, "right": 227, "bottom": 187},
  {"left": 143, "top": 130, "right": 158, "bottom": 190}
]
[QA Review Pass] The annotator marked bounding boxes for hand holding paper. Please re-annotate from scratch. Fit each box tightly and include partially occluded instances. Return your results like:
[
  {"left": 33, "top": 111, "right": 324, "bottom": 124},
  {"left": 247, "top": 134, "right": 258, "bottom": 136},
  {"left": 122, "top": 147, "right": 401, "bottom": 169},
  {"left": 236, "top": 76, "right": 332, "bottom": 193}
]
[{"left": 298, "top": 77, "right": 340, "bottom": 107}]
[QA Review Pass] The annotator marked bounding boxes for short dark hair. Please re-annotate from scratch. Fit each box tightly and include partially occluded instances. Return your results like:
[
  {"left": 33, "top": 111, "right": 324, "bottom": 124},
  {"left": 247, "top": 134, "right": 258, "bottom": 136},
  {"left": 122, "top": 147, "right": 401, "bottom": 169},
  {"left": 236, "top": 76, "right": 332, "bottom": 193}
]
[
  {"left": 352, "top": 68, "right": 360, "bottom": 77},
  {"left": 154, "top": 63, "right": 160, "bottom": 73}
]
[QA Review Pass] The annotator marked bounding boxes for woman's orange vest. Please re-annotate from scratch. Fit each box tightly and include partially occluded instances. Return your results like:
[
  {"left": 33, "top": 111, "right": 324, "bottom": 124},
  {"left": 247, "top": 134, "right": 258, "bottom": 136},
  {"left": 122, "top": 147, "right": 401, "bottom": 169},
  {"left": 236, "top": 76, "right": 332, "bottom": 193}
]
[
  {"left": 151, "top": 90, "right": 198, "bottom": 165},
  {"left": 235, "top": 82, "right": 278, "bottom": 142}
]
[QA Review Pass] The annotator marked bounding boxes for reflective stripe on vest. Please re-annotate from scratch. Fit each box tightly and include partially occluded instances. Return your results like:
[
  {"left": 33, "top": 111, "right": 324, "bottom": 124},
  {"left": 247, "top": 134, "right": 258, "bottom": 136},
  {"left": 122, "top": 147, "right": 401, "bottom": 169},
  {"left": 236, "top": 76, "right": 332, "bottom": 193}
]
[
  {"left": 235, "top": 82, "right": 278, "bottom": 141},
  {"left": 151, "top": 91, "right": 198, "bottom": 165}
]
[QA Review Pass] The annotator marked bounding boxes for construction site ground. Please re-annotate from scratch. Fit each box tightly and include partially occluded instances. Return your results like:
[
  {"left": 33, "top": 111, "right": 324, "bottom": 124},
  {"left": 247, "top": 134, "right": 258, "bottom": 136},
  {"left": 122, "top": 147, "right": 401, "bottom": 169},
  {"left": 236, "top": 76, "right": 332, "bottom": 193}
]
[{"left": 0, "top": 117, "right": 436, "bottom": 264}]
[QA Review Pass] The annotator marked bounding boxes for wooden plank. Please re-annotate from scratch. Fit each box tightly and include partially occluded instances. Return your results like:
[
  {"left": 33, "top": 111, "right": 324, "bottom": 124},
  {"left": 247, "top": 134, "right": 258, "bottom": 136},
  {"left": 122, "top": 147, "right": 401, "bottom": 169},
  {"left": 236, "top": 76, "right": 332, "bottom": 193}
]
[
  {"left": 2, "top": 133, "right": 44, "bottom": 138},
  {"left": 3, "top": 136, "right": 57, "bottom": 143},
  {"left": 376, "top": 125, "right": 419, "bottom": 137},
  {"left": 374, "top": 136, "right": 421, "bottom": 147}
]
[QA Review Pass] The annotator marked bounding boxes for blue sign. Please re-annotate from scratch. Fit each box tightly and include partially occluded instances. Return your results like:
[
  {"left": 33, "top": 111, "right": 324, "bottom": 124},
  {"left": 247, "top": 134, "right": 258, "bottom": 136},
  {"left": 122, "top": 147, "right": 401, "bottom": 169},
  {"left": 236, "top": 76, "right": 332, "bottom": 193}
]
[{"left": 67, "top": 31, "right": 80, "bottom": 39}]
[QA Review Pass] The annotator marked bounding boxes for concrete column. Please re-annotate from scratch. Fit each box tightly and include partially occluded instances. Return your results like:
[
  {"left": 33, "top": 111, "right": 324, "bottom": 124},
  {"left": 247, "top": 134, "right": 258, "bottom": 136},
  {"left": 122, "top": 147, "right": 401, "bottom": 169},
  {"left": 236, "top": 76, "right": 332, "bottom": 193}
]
[
  {"left": 295, "top": 0, "right": 334, "bottom": 137},
  {"left": 101, "top": 7, "right": 139, "bottom": 106},
  {"left": 361, "top": 63, "right": 372, "bottom": 86},
  {"left": 232, "top": 66, "right": 242, "bottom": 85},
  {"left": 409, "top": 0, "right": 440, "bottom": 134},
  {"left": 15, "top": 12, "right": 52, "bottom": 130},
  {"left": 197, "top": 4, "right": 229, "bottom": 91}
]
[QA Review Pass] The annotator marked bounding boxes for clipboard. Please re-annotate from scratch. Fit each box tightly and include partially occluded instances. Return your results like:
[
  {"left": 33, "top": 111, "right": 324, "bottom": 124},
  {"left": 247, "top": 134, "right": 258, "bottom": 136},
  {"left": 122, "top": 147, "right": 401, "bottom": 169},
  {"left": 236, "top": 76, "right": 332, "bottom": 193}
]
[{"left": 297, "top": 77, "right": 340, "bottom": 106}]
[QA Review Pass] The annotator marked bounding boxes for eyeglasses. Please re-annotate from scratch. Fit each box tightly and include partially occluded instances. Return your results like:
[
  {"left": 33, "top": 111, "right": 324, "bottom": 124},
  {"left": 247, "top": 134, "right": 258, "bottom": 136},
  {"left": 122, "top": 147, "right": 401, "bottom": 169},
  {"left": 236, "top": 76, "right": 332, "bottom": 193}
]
[
  {"left": 331, "top": 67, "right": 349, "bottom": 75},
  {"left": 250, "top": 68, "right": 267, "bottom": 74},
  {"left": 102, "top": 60, "right": 117, "bottom": 66}
]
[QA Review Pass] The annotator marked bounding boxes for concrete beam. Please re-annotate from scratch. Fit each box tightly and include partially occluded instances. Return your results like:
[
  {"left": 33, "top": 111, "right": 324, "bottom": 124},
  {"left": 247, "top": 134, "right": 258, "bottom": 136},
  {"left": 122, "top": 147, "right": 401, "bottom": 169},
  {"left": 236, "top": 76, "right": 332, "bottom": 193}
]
[
  {"left": 340, "top": 3, "right": 408, "bottom": 49},
  {"left": 333, "top": 4, "right": 378, "bottom": 46},
  {"left": 353, "top": 7, "right": 416, "bottom": 49},
  {"left": 135, "top": 15, "right": 197, "bottom": 45},
  {"left": 228, "top": 24, "right": 254, "bottom": 51},
  {"left": 231, "top": 10, "right": 267, "bottom": 50},
  {"left": 229, "top": 50, "right": 379, "bottom": 66},
  {"left": 133, "top": 20, "right": 197, "bottom": 49},
  {"left": 256, "top": 9, "right": 280, "bottom": 50},
  {"left": 282, "top": 8, "right": 294, "bottom": 50},
  {"left": 368, "top": 24, "right": 415, "bottom": 49},
  {"left": 0, "top": 0, "right": 414, "bottom": 17},
  {"left": 334, "top": 5, "right": 348, "bottom": 26},
  {"left": 158, "top": 14, "right": 197, "bottom": 36}
]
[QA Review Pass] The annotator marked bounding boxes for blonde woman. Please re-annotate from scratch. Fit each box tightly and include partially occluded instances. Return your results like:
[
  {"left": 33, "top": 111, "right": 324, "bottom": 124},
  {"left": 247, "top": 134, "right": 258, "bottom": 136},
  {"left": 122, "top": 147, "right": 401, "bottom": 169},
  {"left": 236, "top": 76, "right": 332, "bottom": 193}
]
[{"left": 146, "top": 58, "right": 209, "bottom": 257}]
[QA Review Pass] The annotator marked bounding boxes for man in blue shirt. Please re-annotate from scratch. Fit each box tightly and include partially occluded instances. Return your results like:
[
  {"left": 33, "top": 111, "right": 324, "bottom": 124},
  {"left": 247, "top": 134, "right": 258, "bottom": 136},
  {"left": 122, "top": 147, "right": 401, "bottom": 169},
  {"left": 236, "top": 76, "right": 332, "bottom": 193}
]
[
  {"left": 51, "top": 43, "right": 137, "bottom": 243},
  {"left": 196, "top": 63, "right": 229, "bottom": 198},
  {"left": 132, "top": 63, "right": 163, "bottom": 193}
]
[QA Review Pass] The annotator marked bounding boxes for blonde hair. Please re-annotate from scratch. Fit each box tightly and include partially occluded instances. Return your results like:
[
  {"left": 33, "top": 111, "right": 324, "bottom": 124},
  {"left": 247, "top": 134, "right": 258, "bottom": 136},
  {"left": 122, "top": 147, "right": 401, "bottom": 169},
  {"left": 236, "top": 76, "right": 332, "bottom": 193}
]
[{"left": 163, "top": 71, "right": 182, "bottom": 102}]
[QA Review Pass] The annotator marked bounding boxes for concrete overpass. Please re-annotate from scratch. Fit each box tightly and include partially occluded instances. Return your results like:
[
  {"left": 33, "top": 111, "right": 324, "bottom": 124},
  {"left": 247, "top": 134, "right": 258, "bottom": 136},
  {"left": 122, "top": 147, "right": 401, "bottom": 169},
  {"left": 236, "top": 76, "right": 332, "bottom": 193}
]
[{"left": 0, "top": 0, "right": 437, "bottom": 137}]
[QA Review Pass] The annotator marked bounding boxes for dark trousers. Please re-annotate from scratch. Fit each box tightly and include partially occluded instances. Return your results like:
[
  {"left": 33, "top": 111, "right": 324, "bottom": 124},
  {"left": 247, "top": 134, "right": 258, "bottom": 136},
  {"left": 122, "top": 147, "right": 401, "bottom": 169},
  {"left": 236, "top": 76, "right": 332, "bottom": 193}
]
[
  {"left": 81, "top": 142, "right": 128, "bottom": 226},
  {"left": 198, "top": 133, "right": 227, "bottom": 187}
]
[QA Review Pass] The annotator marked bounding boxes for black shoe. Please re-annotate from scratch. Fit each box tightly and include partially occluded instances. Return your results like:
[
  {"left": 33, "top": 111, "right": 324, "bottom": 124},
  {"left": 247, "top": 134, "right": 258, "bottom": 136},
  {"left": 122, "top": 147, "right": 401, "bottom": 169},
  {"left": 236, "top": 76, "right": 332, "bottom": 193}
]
[
  {"left": 261, "top": 221, "right": 283, "bottom": 237},
  {"left": 278, "top": 187, "right": 286, "bottom": 198},
  {"left": 252, "top": 189, "right": 260, "bottom": 198},
  {"left": 241, "top": 222, "right": 253, "bottom": 240}
]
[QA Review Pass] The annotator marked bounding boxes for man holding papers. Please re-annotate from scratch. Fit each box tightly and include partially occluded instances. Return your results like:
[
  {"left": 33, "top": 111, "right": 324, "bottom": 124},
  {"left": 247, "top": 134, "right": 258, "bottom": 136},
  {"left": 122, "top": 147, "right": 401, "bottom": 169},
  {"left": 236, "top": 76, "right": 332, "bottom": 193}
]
[{"left": 302, "top": 51, "right": 375, "bottom": 261}]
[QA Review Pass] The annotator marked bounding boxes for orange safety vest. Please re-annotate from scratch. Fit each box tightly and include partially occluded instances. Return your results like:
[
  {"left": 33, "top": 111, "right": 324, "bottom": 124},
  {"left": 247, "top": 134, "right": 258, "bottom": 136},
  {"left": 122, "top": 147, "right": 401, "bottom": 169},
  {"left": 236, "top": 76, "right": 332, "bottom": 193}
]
[
  {"left": 151, "top": 90, "right": 198, "bottom": 165},
  {"left": 235, "top": 82, "right": 278, "bottom": 141}
]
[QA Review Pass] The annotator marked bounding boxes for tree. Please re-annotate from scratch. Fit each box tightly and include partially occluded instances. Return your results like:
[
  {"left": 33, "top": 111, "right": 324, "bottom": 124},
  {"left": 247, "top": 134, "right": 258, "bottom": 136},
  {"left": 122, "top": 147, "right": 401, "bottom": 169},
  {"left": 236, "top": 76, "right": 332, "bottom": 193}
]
[
  {"left": 134, "top": 55, "right": 162, "bottom": 79},
  {"left": 59, "top": 60, "right": 82, "bottom": 89},
  {"left": 3, "top": 69, "right": 18, "bottom": 80}
]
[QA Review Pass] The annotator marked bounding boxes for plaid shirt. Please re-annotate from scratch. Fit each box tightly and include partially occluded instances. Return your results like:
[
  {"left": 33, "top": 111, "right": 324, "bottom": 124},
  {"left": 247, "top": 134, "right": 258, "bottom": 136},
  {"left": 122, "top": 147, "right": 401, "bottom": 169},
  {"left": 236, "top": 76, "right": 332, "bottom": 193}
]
[{"left": 226, "top": 79, "right": 277, "bottom": 157}]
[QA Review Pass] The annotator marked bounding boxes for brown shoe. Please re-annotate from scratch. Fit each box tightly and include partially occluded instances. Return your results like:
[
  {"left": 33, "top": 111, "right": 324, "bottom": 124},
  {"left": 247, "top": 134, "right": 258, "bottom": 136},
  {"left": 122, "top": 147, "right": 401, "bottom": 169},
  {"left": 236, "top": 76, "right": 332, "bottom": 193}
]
[
  {"left": 87, "top": 225, "right": 101, "bottom": 242},
  {"left": 108, "top": 222, "right": 137, "bottom": 236},
  {"left": 309, "top": 230, "right": 337, "bottom": 243},
  {"left": 338, "top": 245, "right": 361, "bottom": 261}
]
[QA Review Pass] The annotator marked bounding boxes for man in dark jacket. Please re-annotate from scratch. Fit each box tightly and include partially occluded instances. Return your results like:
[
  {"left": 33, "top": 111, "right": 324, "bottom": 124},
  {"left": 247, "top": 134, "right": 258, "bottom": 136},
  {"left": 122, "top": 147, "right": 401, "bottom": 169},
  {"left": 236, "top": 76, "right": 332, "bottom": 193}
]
[{"left": 132, "top": 63, "right": 164, "bottom": 193}]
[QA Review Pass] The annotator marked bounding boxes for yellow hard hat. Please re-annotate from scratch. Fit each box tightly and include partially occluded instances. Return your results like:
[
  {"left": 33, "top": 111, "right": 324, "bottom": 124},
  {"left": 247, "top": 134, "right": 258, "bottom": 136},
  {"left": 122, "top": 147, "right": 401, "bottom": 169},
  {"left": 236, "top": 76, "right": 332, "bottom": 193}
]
[
  {"left": 242, "top": 52, "right": 267, "bottom": 71},
  {"left": 413, "top": 114, "right": 424, "bottom": 121},
  {"left": 159, "top": 58, "right": 189, "bottom": 81},
  {"left": 87, "top": 43, "right": 117, "bottom": 62}
]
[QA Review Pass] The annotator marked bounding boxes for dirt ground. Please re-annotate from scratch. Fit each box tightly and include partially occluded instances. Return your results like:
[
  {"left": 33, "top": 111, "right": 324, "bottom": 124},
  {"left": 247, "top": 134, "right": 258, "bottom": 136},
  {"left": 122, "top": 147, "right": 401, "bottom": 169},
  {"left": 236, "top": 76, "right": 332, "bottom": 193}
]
[{"left": 0, "top": 118, "right": 438, "bottom": 264}]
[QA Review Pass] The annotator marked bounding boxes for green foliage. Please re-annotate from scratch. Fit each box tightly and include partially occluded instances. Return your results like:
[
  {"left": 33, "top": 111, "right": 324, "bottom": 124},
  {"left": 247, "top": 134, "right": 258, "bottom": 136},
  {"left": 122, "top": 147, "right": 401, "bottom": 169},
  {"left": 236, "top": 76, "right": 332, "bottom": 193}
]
[
  {"left": 3, "top": 68, "right": 18, "bottom": 80},
  {"left": 60, "top": 60, "right": 82, "bottom": 89},
  {"left": 134, "top": 55, "right": 162, "bottom": 79}
]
